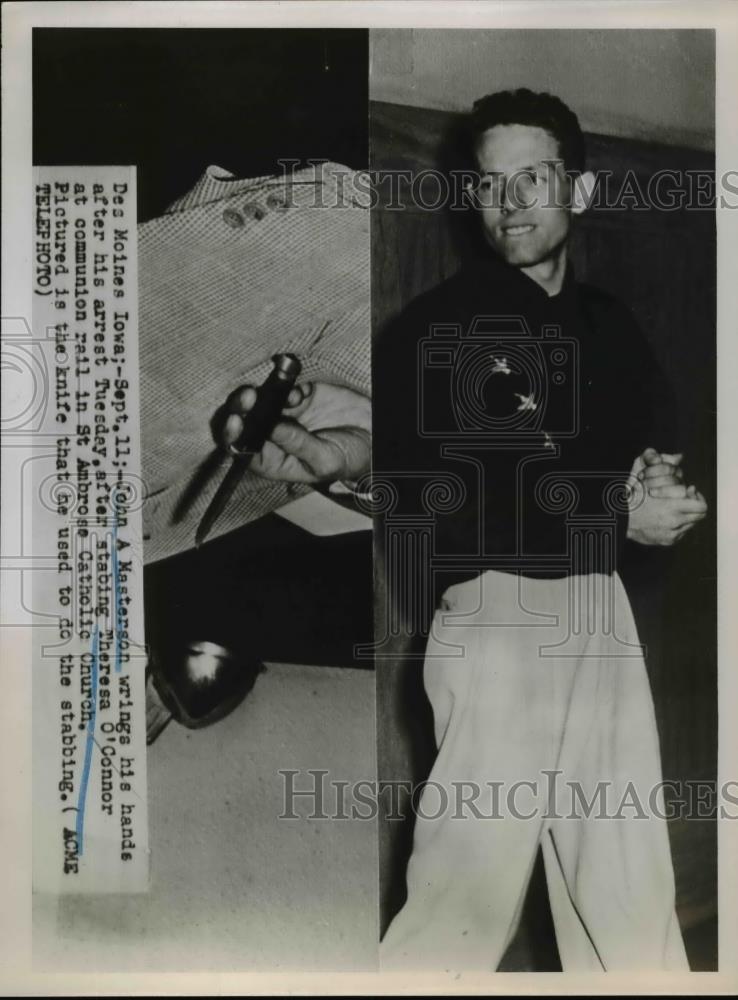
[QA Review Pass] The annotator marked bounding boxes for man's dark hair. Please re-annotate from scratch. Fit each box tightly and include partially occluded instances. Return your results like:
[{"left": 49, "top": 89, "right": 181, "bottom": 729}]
[{"left": 469, "top": 88, "right": 586, "bottom": 173}]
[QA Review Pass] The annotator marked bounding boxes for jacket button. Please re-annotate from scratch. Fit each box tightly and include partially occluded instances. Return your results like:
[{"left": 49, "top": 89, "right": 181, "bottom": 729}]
[
  {"left": 266, "top": 191, "right": 290, "bottom": 212},
  {"left": 222, "top": 208, "right": 244, "bottom": 228},
  {"left": 243, "top": 201, "right": 266, "bottom": 221}
]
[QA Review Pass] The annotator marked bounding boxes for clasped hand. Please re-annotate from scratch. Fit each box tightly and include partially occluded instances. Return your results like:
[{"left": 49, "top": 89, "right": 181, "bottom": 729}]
[{"left": 626, "top": 447, "right": 707, "bottom": 546}]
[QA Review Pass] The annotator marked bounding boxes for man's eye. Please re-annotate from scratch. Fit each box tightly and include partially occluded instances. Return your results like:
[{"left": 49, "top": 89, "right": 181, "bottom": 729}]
[{"left": 478, "top": 177, "right": 504, "bottom": 197}]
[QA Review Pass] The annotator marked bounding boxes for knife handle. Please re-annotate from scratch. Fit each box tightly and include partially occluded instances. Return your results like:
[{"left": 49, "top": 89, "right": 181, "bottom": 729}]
[{"left": 228, "top": 353, "right": 302, "bottom": 458}]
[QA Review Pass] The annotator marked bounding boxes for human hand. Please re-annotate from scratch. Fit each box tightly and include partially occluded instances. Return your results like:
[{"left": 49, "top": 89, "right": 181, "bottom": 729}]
[
  {"left": 635, "top": 446, "right": 706, "bottom": 502},
  {"left": 215, "top": 380, "right": 371, "bottom": 485},
  {"left": 634, "top": 446, "right": 687, "bottom": 497},
  {"left": 627, "top": 447, "right": 707, "bottom": 545}
]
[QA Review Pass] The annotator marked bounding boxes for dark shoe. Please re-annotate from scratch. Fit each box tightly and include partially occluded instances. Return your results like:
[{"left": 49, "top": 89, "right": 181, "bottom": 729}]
[{"left": 146, "top": 640, "right": 264, "bottom": 744}]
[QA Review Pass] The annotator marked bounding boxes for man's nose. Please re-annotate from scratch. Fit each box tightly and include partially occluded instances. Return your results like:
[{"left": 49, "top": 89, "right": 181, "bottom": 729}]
[
  {"left": 501, "top": 175, "right": 532, "bottom": 213},
  {"left": 500, "top": 177, "right": 517, "bottom": 213}
]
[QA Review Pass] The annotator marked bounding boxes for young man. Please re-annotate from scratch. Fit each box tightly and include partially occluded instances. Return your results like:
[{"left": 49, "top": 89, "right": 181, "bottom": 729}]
[{"left": 377, "top": 90, "right": 707, "bottom": 971}]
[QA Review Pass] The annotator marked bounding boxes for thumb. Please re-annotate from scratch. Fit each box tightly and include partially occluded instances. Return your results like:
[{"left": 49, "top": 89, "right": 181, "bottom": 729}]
[
  {"left": 270, "top": 419, "right": 333, "bottom": 473},
  {"left": 642, "top": 447, "right": 662, "bottom": 466}
]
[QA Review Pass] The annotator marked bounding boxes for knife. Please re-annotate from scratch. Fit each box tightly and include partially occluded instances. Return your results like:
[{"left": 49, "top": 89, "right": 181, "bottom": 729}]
[{"left": 195, "top": 353, "right": 302, "bottom": 547}]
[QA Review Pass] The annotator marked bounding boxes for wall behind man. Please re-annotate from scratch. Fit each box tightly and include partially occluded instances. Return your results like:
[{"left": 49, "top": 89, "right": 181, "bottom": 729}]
[{"left": 371, "top": 29, "right": 715, "bottom": 151}]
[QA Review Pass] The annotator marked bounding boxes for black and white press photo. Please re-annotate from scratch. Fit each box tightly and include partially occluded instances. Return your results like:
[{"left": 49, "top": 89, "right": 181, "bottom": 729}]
[{"left": 2, "top": 3, "right": 737, "bottom": 996}]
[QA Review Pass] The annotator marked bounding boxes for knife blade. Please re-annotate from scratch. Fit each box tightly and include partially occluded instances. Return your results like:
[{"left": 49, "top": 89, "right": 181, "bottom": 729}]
[{"left": 195, "top": 353, "right": 302, "bottom": 547}]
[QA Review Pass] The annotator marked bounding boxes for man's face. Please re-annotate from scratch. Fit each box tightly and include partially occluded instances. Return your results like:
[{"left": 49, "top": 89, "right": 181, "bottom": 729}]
[{"left": 474, "top": 124, "right": 574, "bottom": 269}]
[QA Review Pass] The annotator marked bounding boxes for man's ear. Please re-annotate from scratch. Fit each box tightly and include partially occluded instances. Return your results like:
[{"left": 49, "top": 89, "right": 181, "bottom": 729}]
[{"left": 571, "top": 170, "right": 596, "bottom": 215}]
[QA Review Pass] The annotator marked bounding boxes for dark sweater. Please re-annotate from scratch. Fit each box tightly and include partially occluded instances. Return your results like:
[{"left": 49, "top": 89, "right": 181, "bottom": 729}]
[{"left": 373, "top": 253, "right": 678, "bottom": 609}]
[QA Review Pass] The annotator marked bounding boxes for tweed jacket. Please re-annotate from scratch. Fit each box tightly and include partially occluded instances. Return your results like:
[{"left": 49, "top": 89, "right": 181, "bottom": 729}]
[{"left": 138, "top": 162, "right": 370, "bottom": 564}]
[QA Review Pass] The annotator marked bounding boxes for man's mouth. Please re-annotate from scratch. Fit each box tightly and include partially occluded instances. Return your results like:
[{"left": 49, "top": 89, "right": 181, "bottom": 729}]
[{"left": 501, "top": 224, "right": 536, "bottom": 237}]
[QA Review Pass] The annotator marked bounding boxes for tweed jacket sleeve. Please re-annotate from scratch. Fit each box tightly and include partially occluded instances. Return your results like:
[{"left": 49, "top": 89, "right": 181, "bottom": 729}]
[{"left": 138, "top": 162, "right": 370, "bottom": 563}]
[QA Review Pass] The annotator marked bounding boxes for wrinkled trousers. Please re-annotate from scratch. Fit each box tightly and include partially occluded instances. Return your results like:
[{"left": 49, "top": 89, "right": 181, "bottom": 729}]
[{"left": 381, "top": 569, "right": 688, "bottom": 972}]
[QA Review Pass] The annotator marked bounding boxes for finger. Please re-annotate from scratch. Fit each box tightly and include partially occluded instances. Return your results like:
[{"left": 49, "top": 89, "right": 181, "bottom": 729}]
[
  {"left": 648, "top": 484, "right": 688, "bottom": 499},
  {"left": 284, "top": 381, "right": 315, "bottom": 410},
  {"left": 640, "top": 471, "right": 684, "bottom": 487},
  {"left": 249, "top": 439, "right": 309, "bottom": 480},
  {"left": 270, "top": 419, "right": 339, "bottom": 476},
  {"left": 686, "top": 484, "right": 697, "bottom": 498},
  {"left": 638, "top": 462, "right": 661, "bottom": 479},
  {"left": 670, "top": 510, "right": 707, "bottom": 527},
  {"left": 644, "top": 474, "right": 685, "bottom": 489},
  {"left": 226, "top": 385, "right": 257, "bottom": 414},
  {"left": 672, "top": 523, "right": 695, "bottom": 542},
  {"left": 639, "top": 463, "right": 683, "bottom": 481},
  {"left": 641, "top": 447, "right": 662, "bottom": 466},
  {"left": 672, "top": 511, "right": 707, "bottom": 528},
  {"left": 659, "top": 452, "right": 684, "bottom": 466},
  {"left": 221, "top": 412, "right": 245, "bottom": 447},
  {"left": 280, "top": 381, "right": 317, "bottom": 420},
  {"left": 228, "top": 382, "right": 314, "bottom": 419},
  {"left": 670, "top": 497, "right": 708, "bottom": 514}
]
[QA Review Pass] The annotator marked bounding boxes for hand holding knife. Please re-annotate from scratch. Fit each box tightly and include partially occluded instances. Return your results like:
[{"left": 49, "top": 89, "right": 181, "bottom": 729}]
[{"left": 195, "top": 353, "right": 302, "bottom": 547}]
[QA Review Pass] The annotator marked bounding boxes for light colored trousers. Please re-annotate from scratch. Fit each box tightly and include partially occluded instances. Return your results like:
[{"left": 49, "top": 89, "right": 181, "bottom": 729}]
[{"left": 381, "top": 569, "right": 688, "bottom": 972}]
